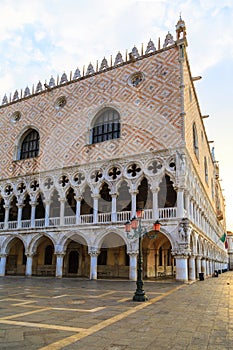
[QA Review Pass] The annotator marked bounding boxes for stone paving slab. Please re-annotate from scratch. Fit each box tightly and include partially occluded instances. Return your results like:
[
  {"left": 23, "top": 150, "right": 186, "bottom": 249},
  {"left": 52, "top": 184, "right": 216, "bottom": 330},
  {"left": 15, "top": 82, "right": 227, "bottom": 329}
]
[{"left": 0, "top": 273, "right": 232, "bottom": 349}]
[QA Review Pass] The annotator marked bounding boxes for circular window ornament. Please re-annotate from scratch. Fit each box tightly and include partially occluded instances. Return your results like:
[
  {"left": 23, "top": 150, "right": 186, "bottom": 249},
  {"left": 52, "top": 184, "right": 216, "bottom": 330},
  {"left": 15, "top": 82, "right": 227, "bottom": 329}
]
[
  {"left": 55, "top": 96, "right": 67, "bottom": 109},
  {"left": 128, "top": 72, "right": 144, "bottom": 87},
  {"left": 10, "top": 111, "right": 21, "bottom": 123}
]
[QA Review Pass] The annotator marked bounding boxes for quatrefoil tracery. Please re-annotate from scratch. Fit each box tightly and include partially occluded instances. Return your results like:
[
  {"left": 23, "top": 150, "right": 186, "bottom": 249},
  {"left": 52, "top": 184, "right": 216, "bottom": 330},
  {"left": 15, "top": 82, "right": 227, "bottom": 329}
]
[
  {"left": 73, "top": 172, "right": 85, "bottom": 185},
  {"left": 108, "top": 167, "right": 121, "bottom": 180},
  {"left": 148, "top": 160, "right": 162, "bottom": 174},
  {"left": 91, "top": 170, "right": 103, "bottom": 183},
  {"left": 127, "top": 163, "right": 141, "bottom": 178}
]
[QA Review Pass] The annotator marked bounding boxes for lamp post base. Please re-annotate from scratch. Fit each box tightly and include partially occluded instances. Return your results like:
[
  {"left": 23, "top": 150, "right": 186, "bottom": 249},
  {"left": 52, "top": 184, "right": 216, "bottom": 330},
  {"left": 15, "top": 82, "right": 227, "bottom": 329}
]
[
  {"left": 133, "top": 291, "right": 148, "bottom": 302},
  {"left": 132, "top": 280, "right": 148, "bottom": 302}
]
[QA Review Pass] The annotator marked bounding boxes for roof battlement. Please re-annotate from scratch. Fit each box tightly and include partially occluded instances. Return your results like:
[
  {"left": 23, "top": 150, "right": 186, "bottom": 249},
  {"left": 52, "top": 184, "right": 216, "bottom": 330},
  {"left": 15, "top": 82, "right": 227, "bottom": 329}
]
[{"left": 0, "top": 18, "right": 187, "bottom": 108}]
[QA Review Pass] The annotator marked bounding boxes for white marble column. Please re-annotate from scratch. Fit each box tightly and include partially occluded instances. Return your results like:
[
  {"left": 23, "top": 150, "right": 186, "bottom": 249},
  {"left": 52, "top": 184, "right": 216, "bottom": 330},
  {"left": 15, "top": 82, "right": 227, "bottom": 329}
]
[
  {"left": 17, "top": 204, "right": 24, "bottom": 229},
  {"left": 201, "top": 258, "right": 206, "bottom": 275},
  {"left": 44, "top": 200, "right": 51, "bottom": 227},
  {"left": 151, "top": 187, "right": 159, "bottom": 220},
  {"left": 30, "top": 202, "right": 36, "bottom": 228},
  {"left": 25, "top": 254, "right": 33, "bottom": 277},
  {"left": 0, "top": 255, "right": 7, "bottom": 276},
  {"left": 92, "top": 195, "right": 100, "bottom": 224},
  {"left": 111, "top": 194, "right": 117, "bottom": 222},
  {"left": 89, "top": 250, "right": 99, "bottom": 280},
  {"left": 129, "top": 252, "right": 137, "bottom": 281},
  {"left": 4, "top": 205, "right": 10, "bottom": 229},
  {"left": 130, "top": 191, "right": 138, "bottom": 218},
  {"left": 175, "top": 255, "right": 188, "bottom": 282},
  {"left": 177, "top": 188, "right": 184, "bottom": 218},
  {"left": 196, "top": 255, "right": 202, "bottom": 276},
  {"left": 55, "top": 253, "right": 64, "bottom": 278},
  {"left": 188, "top": 255, "right": 196, "bottom": 281},
  {"left": 75, "top": 196, "right": 82, "bottom": 224},
  {"left": 184, "top": 191, "right": 190, "bottom": 218},
  {"left": 59, "top": 198, "right": 65, "bottom": 226}
]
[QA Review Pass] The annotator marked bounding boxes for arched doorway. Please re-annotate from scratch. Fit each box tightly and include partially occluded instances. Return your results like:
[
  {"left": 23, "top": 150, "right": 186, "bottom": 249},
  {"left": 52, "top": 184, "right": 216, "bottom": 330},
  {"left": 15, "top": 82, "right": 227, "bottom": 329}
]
[
  {"left": 97, "top": 233, "right": 129, "bottom": 278},
  {"left": 5, "top": 238, "right": 26, "bottom": 275},
  {"left": 64, "top": 238, "right": 89, "bottom": 277},
  {"left": 143, "top": 232, "right": 174, "bottom": 278},
  {"left": 33, "top": 236, "right": 55, "bottom": 276},
  {"left": 68, "top": 251, "right": 79, "bottom": 273}
]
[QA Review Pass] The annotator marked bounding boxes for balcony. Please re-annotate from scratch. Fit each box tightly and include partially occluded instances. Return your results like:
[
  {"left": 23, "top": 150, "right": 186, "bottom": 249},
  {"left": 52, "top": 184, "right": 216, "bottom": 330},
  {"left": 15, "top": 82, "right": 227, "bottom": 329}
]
[{"left": 0, "top": 207, "right": 177, "bottom": 230}]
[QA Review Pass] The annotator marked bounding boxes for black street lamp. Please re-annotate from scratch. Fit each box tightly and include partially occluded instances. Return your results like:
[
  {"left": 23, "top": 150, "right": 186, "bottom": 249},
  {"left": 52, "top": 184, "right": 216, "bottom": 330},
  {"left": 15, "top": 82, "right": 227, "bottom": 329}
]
[{"left": 125, "top": 209, "right": 161, "bottom": 302}]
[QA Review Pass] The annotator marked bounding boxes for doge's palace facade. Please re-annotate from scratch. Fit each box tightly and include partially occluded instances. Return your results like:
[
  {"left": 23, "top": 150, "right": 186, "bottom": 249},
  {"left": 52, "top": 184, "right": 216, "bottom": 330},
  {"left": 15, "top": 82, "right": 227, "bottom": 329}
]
[{"left": 0, "top": 18, "right": 227, "bottom": 282}]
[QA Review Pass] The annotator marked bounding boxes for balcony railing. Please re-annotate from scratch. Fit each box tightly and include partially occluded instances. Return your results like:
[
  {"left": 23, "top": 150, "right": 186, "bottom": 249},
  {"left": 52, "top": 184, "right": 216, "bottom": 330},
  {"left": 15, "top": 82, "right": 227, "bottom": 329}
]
[{"left": 0, "top": 207, "right": 178, "bottom": 230}]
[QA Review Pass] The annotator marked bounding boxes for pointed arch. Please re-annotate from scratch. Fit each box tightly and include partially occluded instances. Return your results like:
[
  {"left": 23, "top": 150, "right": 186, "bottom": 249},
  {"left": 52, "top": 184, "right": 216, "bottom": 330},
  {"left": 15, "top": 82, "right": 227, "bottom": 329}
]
[{"left": 90, "top": 107, "right": 120, "bottom": 144}]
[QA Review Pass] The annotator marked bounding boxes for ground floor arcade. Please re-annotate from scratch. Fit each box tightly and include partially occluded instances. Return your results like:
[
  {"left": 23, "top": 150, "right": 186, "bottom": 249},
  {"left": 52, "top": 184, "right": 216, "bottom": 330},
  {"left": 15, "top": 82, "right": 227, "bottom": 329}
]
[{"left": 0, "top": 227, "right": 228, "bottom": 282}]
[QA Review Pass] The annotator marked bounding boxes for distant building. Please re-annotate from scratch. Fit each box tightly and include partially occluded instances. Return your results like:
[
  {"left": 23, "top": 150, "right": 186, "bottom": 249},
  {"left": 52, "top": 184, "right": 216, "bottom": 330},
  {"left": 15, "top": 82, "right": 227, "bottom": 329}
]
[{"left": 0, "top": 18, "right": 227, "bottom": 281}]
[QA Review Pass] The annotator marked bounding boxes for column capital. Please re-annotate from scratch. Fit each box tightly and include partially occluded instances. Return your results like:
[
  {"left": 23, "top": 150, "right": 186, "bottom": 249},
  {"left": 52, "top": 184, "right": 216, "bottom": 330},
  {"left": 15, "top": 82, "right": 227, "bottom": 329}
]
[
  {"left": 88, "top": 247, "right": 100, "bottom": 256},
  {"left": 0, "top": 254, "right": 7, "bottom": 258},
  {"left": 127, "top": 250, "right": 138, "bottom": 257},
  {"left": 55, "top": 252, "right": 65, "bottom": 257},
  {"left": 74, "top": 195, "right": 82, "bottom": 201}
]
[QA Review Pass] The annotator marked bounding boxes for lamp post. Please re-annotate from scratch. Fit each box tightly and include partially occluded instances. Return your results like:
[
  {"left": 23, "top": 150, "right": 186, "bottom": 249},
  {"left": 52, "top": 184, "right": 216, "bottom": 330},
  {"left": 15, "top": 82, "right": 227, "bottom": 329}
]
[{"left": 125, "top": 209, "right": 160, "bottom": 302}]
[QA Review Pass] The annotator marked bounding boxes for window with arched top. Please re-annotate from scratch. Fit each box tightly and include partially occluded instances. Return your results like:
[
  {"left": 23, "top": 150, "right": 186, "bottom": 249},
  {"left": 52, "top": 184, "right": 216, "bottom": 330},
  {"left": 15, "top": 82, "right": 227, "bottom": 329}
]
[
  {"left": 20, "top": 129, "right": 40, "bottom": 160},
  {"left": 193, "top": 123, "right": 199, "bottom": 159},
  {"left": 91, "top": 108, "right": 120, "bottom": 144}
]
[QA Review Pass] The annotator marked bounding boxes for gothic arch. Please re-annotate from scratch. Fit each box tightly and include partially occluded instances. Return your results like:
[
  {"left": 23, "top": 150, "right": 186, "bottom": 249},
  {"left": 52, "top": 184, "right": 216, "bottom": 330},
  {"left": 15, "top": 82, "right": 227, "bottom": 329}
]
[
  {"left": 1, "top": 235, "right": 26, "bottom": 254},
  {"left": 13, "top": 125, "right": 40, "bottom": 161}
]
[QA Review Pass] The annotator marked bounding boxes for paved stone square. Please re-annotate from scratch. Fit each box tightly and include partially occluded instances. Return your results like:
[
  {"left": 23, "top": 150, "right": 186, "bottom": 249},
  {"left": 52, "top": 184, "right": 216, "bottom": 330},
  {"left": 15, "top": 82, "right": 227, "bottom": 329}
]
[{"left": 0, "top": 273, "right": 232, "bottom": 349}]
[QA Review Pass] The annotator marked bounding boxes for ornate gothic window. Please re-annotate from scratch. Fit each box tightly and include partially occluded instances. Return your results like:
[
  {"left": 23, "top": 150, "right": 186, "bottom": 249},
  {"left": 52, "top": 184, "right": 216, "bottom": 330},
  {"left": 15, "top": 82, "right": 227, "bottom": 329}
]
[
  {"left": 91, "top": 108, "right": 120, "bottom": 144},
  {"left": 20, "top": 129, "right": 40, "bottom": 160},
  {"left": 193, "top": 123, "right": 199, "bottom": 159}
]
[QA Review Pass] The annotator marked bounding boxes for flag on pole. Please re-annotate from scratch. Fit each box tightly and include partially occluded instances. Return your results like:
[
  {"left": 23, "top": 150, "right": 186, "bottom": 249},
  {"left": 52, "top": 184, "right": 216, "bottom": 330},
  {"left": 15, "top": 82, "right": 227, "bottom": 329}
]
[{"left": 220, "top": 233, "right": 226, "bottom": 242}]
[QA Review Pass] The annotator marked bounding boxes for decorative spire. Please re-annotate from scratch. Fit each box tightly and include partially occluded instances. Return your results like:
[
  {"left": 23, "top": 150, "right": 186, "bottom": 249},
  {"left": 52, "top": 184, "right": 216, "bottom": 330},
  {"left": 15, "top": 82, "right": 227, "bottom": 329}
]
[
  {"left": 2, "top": 94, "right": 8, "bottom": 105},
  {"left": 24, "top": 86, "right": 30, "bottom": 98},
  {"left": 36, "top": 81, "right": 42, "bottom": 93},
  {"left": 163, "top": 32, "right": 175, "bottom": 48},
  {"left": 114, "top": 52, "right": 123, "bottom": 66},
  {"left": 130, "top": 46, "right": 140, "bottom": 59},
  {"left": 60, "top": 72, "right": 68, "bottom": 84},
  {"left": 99, "top": 57, "right": 109, "bottom": 71},
  {"left": 86, "top": 63, "right": 95, "bottom": 75},
  {"left": 13, "top": 90, "right": 19, "bottom": 101},
  {"left": 176, "top": 15, "right": 186, "bottom": 40},
  {"left": 145, "top": 39, "right": 156, "bottom": 54},
  {"left": 49, "top": 76, "right": 55, "bottom": 87},
  {"left": 73, "top": 67, "right": 81, "bottom": 79}
]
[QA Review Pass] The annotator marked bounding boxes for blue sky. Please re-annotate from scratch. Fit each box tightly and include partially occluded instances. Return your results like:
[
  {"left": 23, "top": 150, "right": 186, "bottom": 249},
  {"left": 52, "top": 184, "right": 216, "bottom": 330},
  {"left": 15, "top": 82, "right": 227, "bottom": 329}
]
[{"left": 0, "top": 0, "right": 232, "bottom": 230}]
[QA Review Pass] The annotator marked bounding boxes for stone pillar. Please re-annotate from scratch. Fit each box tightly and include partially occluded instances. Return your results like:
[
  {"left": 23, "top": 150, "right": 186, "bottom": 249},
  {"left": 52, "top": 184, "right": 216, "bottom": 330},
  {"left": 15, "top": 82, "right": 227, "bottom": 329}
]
[
  {"left": 196, "top": 255, "right": 202, "bottom": 276},
  {"left": 188, "top": 255, "right": 196, "bottom": 281},
  {"left": 130, "top": 191, "right": 138, "bottom": 218},
  {"left": 92, "top": 195, "right": 100, "bottom": 224},
  {"left": 128, "top": 252, "right": 137, "bottom": 281},
  {"left": 201, "top": 258, "right": 206, "bottom": 275},
  {"left": 175, "top": 255, "right": 188, "bottom": 282},
  {"left": 44, "top": 200, "right": 51, "bottom": 227},
  {"left": 0, "top": 255, "right": 7, "bottom": 276},
  {"left": 75, "top": 196, "right": 82, "bottom": 224},
  {"left": 17, "top": 204, "right": 24, "bottom": 229},
  {"left": 89, "top": 250, "right": 99, "bottom": 280},
  {"left": 55, "top": 253, "right": 65, "bottom": 278},
  {"left": 30, "top": 202, "right": 37, "bottom": 228},
  {"left": 206, "top": 259, "right": 209, "bottom": 276},
  {"left": 151, "top": 187, "right": 159, "bottom": 220},
  {"left": 111, "top": 194, "right": 117, "bottom": 222},
  {"left": 3, "top": 205, "right": 10, "bottom": 229},
  {"left": 59, "top": 198, "right": 65, "bottom": 226},
  {"left": 177, "top": 188, "right": 184, "bottom": 218},
  {"left": 184, "top": 191, "right": 190, "bottom": 218},
  {"left": 25, "top": 254, "right": 34, "bottom": 277}
]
